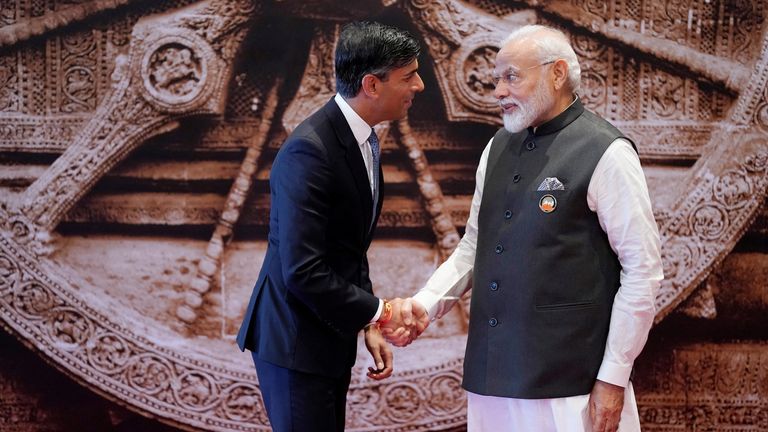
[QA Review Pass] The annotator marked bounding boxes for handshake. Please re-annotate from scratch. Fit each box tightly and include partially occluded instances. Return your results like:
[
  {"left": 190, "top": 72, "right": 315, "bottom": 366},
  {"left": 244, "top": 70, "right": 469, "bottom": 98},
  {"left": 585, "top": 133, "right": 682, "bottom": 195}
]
[
  {"left": 379, "top": 297, "right": 430, "bottom": 347},
  {"left": 364, "top": 297, "right": 430, "bottom": 380}
]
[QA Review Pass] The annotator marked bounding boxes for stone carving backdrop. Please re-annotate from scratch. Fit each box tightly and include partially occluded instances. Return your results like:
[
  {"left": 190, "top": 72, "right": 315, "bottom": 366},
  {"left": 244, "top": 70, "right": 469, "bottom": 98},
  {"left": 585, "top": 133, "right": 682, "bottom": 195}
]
[{"left": 0, "top": 0, "right": 766, "bottom": 431}]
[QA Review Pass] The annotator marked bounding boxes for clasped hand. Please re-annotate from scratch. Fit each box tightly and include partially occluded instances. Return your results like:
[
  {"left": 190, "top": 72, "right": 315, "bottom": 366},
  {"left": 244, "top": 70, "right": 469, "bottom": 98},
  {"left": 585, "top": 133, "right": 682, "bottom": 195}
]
[
  {"left": 363, "top": 297, "right": 429, "bottom": 381},
  {"left": 379, "top": 297, "right": 429, "bottom": 347}
]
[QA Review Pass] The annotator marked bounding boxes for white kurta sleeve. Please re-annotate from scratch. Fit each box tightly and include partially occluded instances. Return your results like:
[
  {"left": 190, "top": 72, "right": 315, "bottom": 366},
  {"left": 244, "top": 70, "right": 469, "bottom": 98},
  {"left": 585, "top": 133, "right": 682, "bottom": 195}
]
[
  {"left": 413, "top": 138, "right": 493, "bottom": 319},
  {"left": 588, "top": 138, "right": 664, "bottom": 387}
]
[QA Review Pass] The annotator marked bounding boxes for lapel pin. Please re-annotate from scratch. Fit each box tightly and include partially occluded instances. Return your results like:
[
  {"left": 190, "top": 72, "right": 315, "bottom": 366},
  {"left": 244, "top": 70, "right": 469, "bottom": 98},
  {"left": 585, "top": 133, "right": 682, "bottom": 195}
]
[{"left": 539, "top": 194, "right": 557, "bottom": 213}]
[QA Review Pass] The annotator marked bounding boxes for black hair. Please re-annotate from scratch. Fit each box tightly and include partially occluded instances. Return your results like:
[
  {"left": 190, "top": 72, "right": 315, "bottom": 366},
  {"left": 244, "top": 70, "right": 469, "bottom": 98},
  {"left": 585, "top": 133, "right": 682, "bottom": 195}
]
[{"left": 335, "top": 21, "right": 421, "bottom": 98}]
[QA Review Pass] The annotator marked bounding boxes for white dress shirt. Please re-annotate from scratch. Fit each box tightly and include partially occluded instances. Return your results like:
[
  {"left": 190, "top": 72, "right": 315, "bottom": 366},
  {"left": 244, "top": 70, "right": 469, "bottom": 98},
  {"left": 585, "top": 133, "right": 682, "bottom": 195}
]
[
  {"left": 334, "top": 93, "right": 377, "bottom": 194},
  {"left": 413, "top": 135, "right": 663, "bottom": 430},
  {"left": 333, "top": 94, "right": 384, "bottom": 322}
]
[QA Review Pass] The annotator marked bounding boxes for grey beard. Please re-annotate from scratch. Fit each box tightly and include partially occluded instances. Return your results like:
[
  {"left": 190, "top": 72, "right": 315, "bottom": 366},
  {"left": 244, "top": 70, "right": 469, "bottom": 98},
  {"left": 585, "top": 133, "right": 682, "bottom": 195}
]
[
  {"left": 502, "top": 111, "right": 532, "bottom": 133},
  {"left": 500, "top": 79, "right": 553, "bottom": 134}
]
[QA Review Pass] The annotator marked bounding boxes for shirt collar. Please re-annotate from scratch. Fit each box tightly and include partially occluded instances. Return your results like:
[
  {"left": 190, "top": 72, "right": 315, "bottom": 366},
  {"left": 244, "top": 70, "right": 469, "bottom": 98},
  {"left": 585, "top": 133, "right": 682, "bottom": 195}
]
[
  {"left": 531, "top": 95, "right": 583, "bottom": 136},
  {"left": 334, "top": 93, "right": 373, "bottom": 146}
]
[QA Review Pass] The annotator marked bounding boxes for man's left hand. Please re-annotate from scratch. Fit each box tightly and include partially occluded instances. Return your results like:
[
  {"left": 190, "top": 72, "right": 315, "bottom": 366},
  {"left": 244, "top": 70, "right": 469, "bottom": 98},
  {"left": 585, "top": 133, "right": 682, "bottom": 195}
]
[
  {"left": 364, "top": 324, "right": 393, "bottom": 380},
  {"left": 588, "top": 379, "right": 624, "bottom": 432}
]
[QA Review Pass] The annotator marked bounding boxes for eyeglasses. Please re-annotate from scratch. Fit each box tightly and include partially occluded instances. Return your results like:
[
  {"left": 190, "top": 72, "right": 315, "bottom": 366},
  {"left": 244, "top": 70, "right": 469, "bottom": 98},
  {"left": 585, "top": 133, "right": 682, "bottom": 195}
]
[{"left": 491, "top": 60, "right": 556, "bottom": 86}]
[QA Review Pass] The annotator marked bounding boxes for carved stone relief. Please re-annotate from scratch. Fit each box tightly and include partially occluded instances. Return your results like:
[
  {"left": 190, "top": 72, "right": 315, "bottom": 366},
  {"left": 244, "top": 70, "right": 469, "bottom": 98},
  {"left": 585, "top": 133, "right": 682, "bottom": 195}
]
[{"left": 0, "top": 0, "right": 767, "bottom": 431}]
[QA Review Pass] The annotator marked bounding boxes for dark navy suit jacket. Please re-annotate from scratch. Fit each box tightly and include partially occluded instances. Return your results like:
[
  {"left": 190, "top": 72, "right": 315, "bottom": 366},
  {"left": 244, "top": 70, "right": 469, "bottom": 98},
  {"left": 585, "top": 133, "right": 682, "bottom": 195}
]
[{"left": 236, "top": 98, "right": 382, "bottom": 378}]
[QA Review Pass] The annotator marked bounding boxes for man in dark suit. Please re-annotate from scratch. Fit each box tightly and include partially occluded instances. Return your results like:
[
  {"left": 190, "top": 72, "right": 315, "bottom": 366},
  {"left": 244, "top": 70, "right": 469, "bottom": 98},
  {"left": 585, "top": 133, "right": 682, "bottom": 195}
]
[{"left": 236, "top": 21, "right": 428, "bottom": 432}]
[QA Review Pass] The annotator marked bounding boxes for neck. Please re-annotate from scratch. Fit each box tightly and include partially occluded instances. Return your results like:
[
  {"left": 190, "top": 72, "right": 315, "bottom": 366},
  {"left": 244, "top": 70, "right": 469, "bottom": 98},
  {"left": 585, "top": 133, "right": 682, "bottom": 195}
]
[
  {"left": 533, "top": 92, "right": 576, "bottom": 128},
  {"left": 343, "top": 94, "right": 379, "bottom": 127}
]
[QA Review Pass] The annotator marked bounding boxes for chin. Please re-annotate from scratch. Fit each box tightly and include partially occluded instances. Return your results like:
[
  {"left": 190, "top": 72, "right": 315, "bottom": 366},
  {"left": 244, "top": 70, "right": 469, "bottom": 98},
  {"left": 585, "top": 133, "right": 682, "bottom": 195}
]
[{"left": 502, "top": 114, "right": 528, "bottom": 133}]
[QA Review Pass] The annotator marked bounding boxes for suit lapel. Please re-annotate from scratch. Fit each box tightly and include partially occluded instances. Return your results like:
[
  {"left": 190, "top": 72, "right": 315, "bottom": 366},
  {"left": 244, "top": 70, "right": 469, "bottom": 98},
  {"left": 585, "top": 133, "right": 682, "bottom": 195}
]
[
  {"left": 322, "top": 100, "right": 374, "bottom": 233},
  {"left": 368, "top": 164, "right": 384, "bottom": 242}
]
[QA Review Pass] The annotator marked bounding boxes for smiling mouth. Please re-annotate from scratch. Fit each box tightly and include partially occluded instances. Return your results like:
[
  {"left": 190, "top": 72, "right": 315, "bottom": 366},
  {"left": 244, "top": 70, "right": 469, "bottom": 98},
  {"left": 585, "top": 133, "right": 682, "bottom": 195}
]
[{"left": 500, "top": 102, "right": 517, "bottom": 113}]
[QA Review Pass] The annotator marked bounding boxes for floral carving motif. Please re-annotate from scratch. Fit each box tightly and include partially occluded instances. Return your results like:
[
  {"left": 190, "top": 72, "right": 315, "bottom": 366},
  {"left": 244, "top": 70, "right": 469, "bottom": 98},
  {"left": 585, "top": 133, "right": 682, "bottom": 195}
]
[
  {"left": 62, "top": 66, "right": 96, "bottom": 112},
  {"left": 660, "top": 238, "right": 698, "bottom": 286},
  {"left": 713, "top": 170, "right": 752, "bottom": 210},
  {"left": 0, "top": 254, "right": 19, "bottom": 296},
  {"left": 347, "top": 387, "right": 384, "bottom": 422},
  {"left": 0, "top": 56, "right": 19, "bottom": 112},
  {"left": 173, "top": 371, "right": 219, "bottom": 411},
  {"left": 220, "top": 383, "right": 266, "bottom": 423},
  {"left": 743, "top": 149, "right": 768, "bottom": 172},
  {"left": 87, "top": 333, "right": 133, "bottom": 373},
  {"left": 1, "top": 1, "right": 768, "bottom": 431},
  {"left": 580, "top": 70, "right": 608, "bottom": 109},
  {"left": 425, "top": 373, "right": 465, "bottom": 416},
  {"left": 126, "top": 355, "right": 173, "bottom": 395},
  {"left": 47, "top": 308, "right": 92, "bottom": 347},
  {"left": 690, "top": 203, "right": 729, "bottom": 241},
  {"left": 650, "top": 73, "right": 685, "bottom": 119},
  {"left": 59, "top": 31, "right": 98, "bottom": 113},
  {"left": 384, "top": 382, "right": 424, "bottom": 423},
  {"left": 12, "top": 281, "right": 56, "bottom": 319},
  {"left": 462, "top": 46, "right": 497, "bottom": 103},
  {"left": 145, "top": 43, "right": 204, "bottom": 103}
]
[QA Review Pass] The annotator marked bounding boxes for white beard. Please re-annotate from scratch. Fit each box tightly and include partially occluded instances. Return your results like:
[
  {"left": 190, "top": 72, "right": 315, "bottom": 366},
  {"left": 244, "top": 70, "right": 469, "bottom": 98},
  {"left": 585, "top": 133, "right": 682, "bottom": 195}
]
[
  {"left": 502, "top": 107, "right": 536, "bottom": 133},
  {"left": 501, "top": 78, "right": 553, "bottom": 133}
]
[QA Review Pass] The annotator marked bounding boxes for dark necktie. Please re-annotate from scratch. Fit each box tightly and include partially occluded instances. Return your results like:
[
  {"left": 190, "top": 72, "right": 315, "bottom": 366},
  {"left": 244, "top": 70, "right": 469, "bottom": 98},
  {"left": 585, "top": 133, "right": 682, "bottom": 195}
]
[{"left": 368, "top": 129, "right": 380, "bottom": 229}]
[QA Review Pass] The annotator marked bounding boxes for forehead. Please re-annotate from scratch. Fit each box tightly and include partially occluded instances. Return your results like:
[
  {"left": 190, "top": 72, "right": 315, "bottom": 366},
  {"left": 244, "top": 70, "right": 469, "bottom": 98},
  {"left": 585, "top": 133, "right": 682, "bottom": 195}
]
[
  {"left": 390, "top": 59, "right": 419, "bottom": 75},
  {"left": 495, "top": 39, "right": 537, "bottom": 70}
]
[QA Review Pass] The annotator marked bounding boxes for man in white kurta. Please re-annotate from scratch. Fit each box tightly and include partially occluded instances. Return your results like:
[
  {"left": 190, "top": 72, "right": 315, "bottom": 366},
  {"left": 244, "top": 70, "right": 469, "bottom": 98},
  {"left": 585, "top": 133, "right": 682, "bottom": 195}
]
[{"left": 400, "top": 25, "right": 663, "bottom": 432}]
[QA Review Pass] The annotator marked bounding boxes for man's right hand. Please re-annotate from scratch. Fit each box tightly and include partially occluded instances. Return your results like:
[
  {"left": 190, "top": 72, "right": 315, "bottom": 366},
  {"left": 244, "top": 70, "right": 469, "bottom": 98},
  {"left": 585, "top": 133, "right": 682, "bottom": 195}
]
[{"left": 379, "top": 297, "right": 429, "bottom": 347}]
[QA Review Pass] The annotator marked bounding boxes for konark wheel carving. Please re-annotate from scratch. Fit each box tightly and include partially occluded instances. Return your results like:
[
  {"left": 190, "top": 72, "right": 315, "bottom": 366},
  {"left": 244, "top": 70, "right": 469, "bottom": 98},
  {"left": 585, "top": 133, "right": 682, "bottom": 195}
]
[{"left": 0, "top": 1, "right": 768, "bottom": 431}]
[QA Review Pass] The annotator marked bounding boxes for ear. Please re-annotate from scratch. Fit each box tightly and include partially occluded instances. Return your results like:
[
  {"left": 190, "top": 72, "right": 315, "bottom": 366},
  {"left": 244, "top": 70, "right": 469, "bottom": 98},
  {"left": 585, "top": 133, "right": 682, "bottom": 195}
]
[
  {"left": 360, "top": 74, "right": 379, "bottom": 98},
  {"left": 551, "top": 59, "right": 569, "bottom": 91}
]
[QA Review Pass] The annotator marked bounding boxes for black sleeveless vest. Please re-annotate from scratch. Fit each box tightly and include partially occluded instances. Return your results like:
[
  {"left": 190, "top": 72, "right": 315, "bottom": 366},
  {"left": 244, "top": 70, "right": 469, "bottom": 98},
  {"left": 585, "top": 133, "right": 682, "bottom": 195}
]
[{"left": 462, "top": 99, "right": 633, "bottom": 398}]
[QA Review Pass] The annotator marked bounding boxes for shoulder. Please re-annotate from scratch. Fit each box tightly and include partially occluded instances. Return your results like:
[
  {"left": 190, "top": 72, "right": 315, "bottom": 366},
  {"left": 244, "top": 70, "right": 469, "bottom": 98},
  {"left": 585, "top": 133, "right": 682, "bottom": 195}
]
[
  {"left": 282, "top": 109, "right": 337, "bottom": 156},
  {"left": 578, "top": 109, "right": 627, "bottom": 139}
]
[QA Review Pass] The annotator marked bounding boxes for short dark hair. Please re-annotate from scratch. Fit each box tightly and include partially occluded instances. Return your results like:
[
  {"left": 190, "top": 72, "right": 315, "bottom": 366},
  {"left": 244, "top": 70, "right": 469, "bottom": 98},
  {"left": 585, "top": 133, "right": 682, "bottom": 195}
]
[{"left": 335, "top": 21, "right": 421, "bottom": 98}]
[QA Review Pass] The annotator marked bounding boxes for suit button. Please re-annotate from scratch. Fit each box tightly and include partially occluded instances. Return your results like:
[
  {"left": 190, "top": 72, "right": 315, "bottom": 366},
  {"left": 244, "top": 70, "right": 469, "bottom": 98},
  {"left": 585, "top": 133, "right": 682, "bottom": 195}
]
[
  {"left": 489, "top": 281, "right": 498, "bottom": 291},
  {"left": 504, "top": 210, "right": 512, "bottom": 219},
  {"left": 495, "top": 244, "right": 503, "bottom": 254},
  {"left": 489, "top": 318, "right": 498, "bottom": 327},
  {"left": 513, "top": 174, "right": 521, "bottom": 183},
  {"left": 526, "top": 140, "right": 536, "bottom": 151}
]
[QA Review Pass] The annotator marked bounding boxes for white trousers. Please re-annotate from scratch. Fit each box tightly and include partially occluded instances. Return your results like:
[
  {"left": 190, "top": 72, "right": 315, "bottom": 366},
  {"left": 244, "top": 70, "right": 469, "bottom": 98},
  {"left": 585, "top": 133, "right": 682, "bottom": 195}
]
[{"left": 467, "top": 382, "right": 641, "bottom": 432}]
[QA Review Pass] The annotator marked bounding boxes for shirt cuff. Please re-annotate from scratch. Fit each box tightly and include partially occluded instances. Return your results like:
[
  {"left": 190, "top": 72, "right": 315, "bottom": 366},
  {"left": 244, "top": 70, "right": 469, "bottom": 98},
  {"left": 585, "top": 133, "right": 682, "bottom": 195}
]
[
  {"left": 369, "top": 299, "right": 384, "bottom": 323},
  {"left": 412, "top": 291, "right": 440, "bottom": 321},
  {"left": 596, "top": 359, "right": 633, "bottom": 388}
]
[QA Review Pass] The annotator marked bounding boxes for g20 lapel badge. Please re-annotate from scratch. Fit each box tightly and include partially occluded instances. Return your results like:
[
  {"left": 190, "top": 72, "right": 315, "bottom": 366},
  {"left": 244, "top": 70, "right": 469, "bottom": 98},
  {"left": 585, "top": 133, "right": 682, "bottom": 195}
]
[{"left": 539, "top": 194, "right": 557, "bottom": 213}]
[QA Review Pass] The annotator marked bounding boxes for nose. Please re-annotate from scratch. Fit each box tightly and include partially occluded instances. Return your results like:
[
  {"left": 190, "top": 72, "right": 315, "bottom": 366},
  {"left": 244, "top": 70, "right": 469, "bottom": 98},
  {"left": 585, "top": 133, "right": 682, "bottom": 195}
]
[
  {"left": 413, "top": 73, "right": 425, "bottom": 92},
  {"left": 493, "top": 81, "right": 508, "bottom": 100}
]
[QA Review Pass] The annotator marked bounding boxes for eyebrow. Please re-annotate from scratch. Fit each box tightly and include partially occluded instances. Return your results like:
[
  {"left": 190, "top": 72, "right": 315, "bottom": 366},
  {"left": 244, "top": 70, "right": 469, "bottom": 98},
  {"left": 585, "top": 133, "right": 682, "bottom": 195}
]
[
  {"left": 403, "top": 68, "right": 418, "bottom": 78},
  {"left": 493, "top": 67, "right": 519, "bottom": 76}
]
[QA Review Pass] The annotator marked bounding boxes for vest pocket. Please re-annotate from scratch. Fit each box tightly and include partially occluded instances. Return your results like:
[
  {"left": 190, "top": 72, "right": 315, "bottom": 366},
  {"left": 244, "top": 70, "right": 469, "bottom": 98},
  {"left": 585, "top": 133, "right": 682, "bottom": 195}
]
[{"left": 535, "top": 300, "right": 596, "bottom": 311}]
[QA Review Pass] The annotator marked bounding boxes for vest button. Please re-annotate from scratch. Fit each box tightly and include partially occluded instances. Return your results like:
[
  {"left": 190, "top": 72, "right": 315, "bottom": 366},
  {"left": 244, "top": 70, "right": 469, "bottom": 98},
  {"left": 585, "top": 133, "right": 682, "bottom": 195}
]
[
  {"left": 489, "top": 281, "right": 498, "bottom": 291},
  {"left": 526, "top": 140, "right": 536, "bottom": 151},
  {"left": 495, "top": 244, "right": 503, "bottom": 254},
  {"left": 504, "top": 210, "right": 512, "bottom": 219},
  {"left": 488, "top": 318, "right": 498, "bottom": 327},
  {"left": 513, "top": 174, "right": 521, "bottom": 183}
]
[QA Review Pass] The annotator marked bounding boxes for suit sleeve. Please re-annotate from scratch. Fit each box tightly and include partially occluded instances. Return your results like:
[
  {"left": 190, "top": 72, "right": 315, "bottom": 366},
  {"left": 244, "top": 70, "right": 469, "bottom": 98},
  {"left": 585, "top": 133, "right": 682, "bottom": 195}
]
[{"left": 273, "top": 137, "right": 379, "bottom": 335}]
